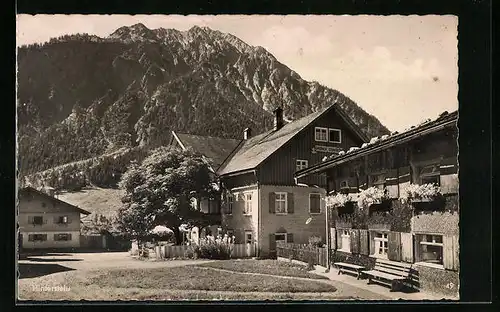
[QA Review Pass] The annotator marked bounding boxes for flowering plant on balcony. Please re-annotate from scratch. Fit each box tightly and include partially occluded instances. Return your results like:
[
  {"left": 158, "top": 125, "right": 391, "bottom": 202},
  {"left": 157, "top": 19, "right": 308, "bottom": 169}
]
[
  {"left": 356, "top": 186, "right": 389, "bottom": 210},
  {"left": 325, "top": 193, "right": 352, "bottom": 208},
  {"left": 399, "top": 183, "right": 441, "bottom": 204}
]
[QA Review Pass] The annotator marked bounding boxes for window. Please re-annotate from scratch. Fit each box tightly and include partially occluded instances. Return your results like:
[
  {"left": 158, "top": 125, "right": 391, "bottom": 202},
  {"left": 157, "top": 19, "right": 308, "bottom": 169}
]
[
  {"left": 56, "top": 216, "right": 68, "bottom": 224},
  {"left": 32, "top": 216, "right": 44, "bottom": 225},
  {"left": 244, "top": 193, "right": 252, "bottom": 215},
  {"left": 309, "top": 193, "right": 321, "bottom": 214},
  {"left": 275, "top": 233, "right": 287, "bottom": 243},
  {"left": 245, "top": 231, "right": 253, "bottom": 244},
  {"left": 417, "top": 234, "right": 444, "bottom": 266},
  {"left": 28, "top": 234, "right": 47, "bottom": 242},
  {"left": 419, "top": 164, "right": 440, "bottom": 185},
  {"left": 315, "top": 127, "right": 328, "bottom": 142},
  {"left": 372, "top": 232, "right": 388, "bottom": 258},
  {"left": 227, "top": 194, "right": 233, "bottom": 214},
  {"left": 296, "top": 159, "right": 308, "bottom": 171},
  {"left": 340, "top": 180, "right": 349, "bottom": 189},
  {"left": 275, "top": 192, "right": 287, "bottom": 214},
  {"left": 340, "top": 230, "right": 351, "bottom": 252},
  {"left": 329, "top": 128, "right": 342, "bottom": 143},
  {"left": 54, "top": 233, "right": 72, "bottom": 241}
]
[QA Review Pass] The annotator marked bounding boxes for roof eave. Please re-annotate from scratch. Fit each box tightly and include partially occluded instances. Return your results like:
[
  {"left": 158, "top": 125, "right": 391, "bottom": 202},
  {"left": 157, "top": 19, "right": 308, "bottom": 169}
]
[{"left": 296, "top": 116, "right": 457, "bottom": 178}]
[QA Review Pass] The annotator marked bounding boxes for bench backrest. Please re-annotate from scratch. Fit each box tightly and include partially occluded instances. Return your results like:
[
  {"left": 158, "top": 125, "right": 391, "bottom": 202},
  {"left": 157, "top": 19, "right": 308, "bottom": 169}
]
[{"left": 374, "top": 258, "right": 413, "bottom": 278}]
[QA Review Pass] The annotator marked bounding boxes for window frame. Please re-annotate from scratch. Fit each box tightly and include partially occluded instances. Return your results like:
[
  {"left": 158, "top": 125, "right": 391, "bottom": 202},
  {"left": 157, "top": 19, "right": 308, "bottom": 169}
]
[
  {"left": 339, "top": 229, "right": 351, "bottom": 253},
  {"left": 243, "top": 192, "right": 253, "bottom": 215},
  {"left": 328, "top": 128, "right": 342, "bottom": 143},
  {"left": 371, "top": 232, "right": 389, "bottom": 259},
  {"left": 296, "top": 159, "right": 309, "bottom": 171},
  {"left": 275, "top": 232, "right": 287, "bottom": 243},
  {"left": 416, "top": 234, "right": 444, "bottom": 267},
  {"left": 227, "top": 194, "right": 234, "bottom": 215},
  {"left": 32, "top": 216, "right": 44, "bottom": 226},
  {"left": 314, "top": 127, "right": 328, "bottom": 142},
  {"left": 275, "top": 192, "right": 288, "bottom": 215},
  {"left": 28, "top": 234, "right": 47, "bottom": 242},
  {"left": 57, "top": 216, "right": 69, "bottom": 224},
  {"left": 309, "top": 193, "right": 321, "bottom": 215},
  {"left": 419, "top": 163, "right": 441, "bottom": 186},
  {"left": 245, "top": 231, "right": 253, "bottom": 244},
  {"left": 54, "top": 233, "right": 72, "bottom": 241}
]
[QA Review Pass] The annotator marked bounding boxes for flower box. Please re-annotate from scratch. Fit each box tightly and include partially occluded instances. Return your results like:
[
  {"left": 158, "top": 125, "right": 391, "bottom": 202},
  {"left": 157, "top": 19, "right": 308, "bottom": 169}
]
[{"left": 400, "top": 183, "right": 441, "bottom": 204}]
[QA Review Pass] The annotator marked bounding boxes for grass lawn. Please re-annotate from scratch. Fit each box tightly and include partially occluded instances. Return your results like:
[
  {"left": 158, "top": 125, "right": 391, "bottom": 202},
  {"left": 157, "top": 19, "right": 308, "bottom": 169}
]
[
  {"left": 195, "top": 259, "right": 328, "bottom": 279},
  {"left": 87, "top": 266, "right": 337, "bottom": 293}
]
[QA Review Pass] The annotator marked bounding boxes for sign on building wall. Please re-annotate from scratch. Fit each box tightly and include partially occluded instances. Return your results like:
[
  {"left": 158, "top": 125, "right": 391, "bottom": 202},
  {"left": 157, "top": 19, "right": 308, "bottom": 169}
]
[{"left": 312, "top": 145, "right": 344, "bottom": 154}]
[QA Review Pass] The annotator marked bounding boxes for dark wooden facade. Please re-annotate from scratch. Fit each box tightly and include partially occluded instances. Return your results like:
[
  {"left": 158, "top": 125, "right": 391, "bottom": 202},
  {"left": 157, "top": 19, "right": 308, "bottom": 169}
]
[
  {"left": 257, "top": 109, "right": 365, "bottom": 187},
  {"left": 326, "top": 127, "right": 458, "bottom": 196}
]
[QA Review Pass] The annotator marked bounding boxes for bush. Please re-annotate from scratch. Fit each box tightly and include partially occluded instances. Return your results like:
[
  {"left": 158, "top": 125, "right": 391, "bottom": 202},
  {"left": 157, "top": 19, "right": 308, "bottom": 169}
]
[
  {"left": 308, "top": 236, "right": 324, "bottom": 248},
  {"left": 186, "top": 234, "right": 235, "bottom": 260}
]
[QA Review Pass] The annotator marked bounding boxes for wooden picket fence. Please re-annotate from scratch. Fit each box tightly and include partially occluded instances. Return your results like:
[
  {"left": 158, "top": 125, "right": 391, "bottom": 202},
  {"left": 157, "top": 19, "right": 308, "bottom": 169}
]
[
  {"left": 153, "top": 243, "right": 257, "bottom": 260},
  {"left": 276, "top": 242, "right": 328, "bottom": 267}
]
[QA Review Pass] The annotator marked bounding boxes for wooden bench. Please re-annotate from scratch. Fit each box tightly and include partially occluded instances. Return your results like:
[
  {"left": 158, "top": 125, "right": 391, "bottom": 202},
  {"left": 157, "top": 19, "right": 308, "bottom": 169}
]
[
  {"left": 362, "top": 258, "right": 415, "bottom": 292},
  {"left": 333, "top": 262, "right": 366, "bottom": 279}
]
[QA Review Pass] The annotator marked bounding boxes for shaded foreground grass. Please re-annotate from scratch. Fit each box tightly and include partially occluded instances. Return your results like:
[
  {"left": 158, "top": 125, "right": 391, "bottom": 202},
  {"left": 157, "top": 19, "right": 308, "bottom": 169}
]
[
  {"left": 88, "top": 266, "right": 337, "bottom": 293},
  {"left": 195, "top": 259, "right": 328, "bottom": 280}
]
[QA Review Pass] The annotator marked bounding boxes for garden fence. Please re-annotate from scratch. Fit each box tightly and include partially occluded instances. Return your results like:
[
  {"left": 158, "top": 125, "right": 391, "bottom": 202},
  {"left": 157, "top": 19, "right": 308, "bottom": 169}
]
[
  {"left": 276, "top": 242, "right": 328, "bottom": 267},
  {"left": 153, "top": 243, "right": 257, "bottom": 260}
]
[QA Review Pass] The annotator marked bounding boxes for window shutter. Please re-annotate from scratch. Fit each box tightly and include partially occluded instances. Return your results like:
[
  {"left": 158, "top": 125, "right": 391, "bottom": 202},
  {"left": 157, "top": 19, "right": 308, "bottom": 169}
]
[
  {"left": 28, "top": 216, "right": 33, "bottom": 224},
  {"left": 54, "top": 216, "right": 59, "bottom": 223},
  {"left": 400, "top": 232, "right": 414, "bottom": 263},
  {"left": 440, "top": 157, "right": 458, "bottom": 194},
  {"left": 359, "top": 229, "right": 370, "bottom": 255},
  {"left": 330, "top": 227, "right": 337, "bottom": 250},
  {"left": 443, "top": 234, "right": 458, "bottom": 270},
  {"left": 387, "top": 231, "right": 402, "bottom": 261},
  {"left": 287, "top": 192, "right": 294, "bottom": 214},
  {"left": 369, "top": 231, "right": 375, "bottom": 255},
  {"left": 350, "top": 229, "right": 360, "bottom": 254},
  {"left": 269, "top": 192, "right": 276, "bottom": 214},
  {"left": 67, "top": 216, "right": 72, "bottom": 224},
  {"left": 68, "top": 234, "right": 72, "bottom": 241},
  {"left": 386, "top": 169, "right": 399, "bottom": 198},
  {"left": 398, "top": 166, "right": 411, "bottom": 183},
  {"left": 286, "top": 233, "right": 294, "bottom": 243},
  {"left": 336, "top": 229, "right": 343, "bottom": 250},
  {"left": 269, "top": 234, "right": 276, "bottom": 253}
]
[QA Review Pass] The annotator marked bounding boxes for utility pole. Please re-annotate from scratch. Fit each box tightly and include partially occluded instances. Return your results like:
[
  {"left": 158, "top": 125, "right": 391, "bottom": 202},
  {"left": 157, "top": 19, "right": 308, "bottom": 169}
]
[{"left": 325, "top": 195, "right": 331, "bottom": 273}]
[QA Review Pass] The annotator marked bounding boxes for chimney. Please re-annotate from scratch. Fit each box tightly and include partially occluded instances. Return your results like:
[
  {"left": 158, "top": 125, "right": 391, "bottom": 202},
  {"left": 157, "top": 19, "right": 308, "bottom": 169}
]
[
  {"left": 273, "top": 107, "right": 284, "bottom": 131},
  {"left": 243, "top": 128, "right": 252, "bottom": 140}
]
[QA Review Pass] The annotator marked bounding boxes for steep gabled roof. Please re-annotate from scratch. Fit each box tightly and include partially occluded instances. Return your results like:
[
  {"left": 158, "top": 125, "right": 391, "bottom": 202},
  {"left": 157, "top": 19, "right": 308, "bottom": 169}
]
[
  {"left": 171, "top": 131, "right": 242, "bottom": 171},
  {"left": 19, "top": 187, "right": 91, "bottom": 215},
  {"left": 217, "top": 104, "right": 369, "bottom": 176},
  {"left": 295, "top": 110, "right": 458, "bottom": 178}
]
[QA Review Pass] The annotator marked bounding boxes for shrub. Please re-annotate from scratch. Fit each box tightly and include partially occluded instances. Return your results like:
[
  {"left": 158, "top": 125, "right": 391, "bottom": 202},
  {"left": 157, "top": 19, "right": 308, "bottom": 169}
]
[
  {"left": 186, "top": 234, "right": 235, "bottom": 260},
  {"left": 308, "top": 236, "right": 324, "bottom": 248}
]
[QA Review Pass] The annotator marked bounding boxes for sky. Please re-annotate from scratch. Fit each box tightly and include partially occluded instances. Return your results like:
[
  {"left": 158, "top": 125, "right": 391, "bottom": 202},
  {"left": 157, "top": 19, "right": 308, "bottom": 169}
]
[{"left": 16, "top": 15, "right": 458, "bottom": 132}]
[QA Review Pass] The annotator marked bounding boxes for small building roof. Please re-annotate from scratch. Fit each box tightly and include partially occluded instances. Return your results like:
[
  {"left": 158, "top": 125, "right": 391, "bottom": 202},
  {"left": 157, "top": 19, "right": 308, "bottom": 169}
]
[
  {"left": 217, "top": 103, "right": 370, "bottom": 176},
  {"left": 171, "top": 132, "right": 242, "bottom": 171},
  {"left": 19, "top": 187, "right": 91, "bottom": 215},
  {"left": 295, "top": 110, "right": 458, "bottom": 178}
]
